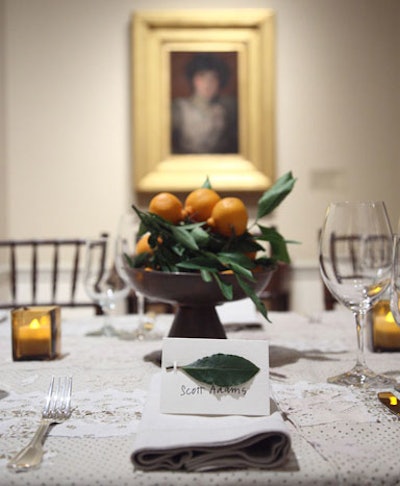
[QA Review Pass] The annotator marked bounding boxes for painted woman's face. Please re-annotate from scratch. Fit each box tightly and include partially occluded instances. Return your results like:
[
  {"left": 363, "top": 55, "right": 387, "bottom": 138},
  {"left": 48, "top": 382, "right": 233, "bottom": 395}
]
[{"left": 192, "top": 70, "right": 220, "bottom": 101}]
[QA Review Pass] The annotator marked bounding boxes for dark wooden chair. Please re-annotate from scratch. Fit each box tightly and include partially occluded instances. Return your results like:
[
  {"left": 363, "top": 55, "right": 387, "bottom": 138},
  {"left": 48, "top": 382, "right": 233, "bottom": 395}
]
[
  {"left": 0, "top": 235, "right": 108, "bottom": 312},
  {"left": 320, "top": 231, "right": 391, "bottom": 310},
  {"left": 322, "top": 279, "right": 337, "bottom": 310},
  {"left": 318, "top": 229, "right": 337, "bottom": 310},
  {"left": 330, "top": 233, "right": 391, "bottom": 281},
  {"left": 260, "top": 262, "right": 292, "bottom": 311},
  {"left": 126, "top": 291, "right": 176, "bottom": 315}
]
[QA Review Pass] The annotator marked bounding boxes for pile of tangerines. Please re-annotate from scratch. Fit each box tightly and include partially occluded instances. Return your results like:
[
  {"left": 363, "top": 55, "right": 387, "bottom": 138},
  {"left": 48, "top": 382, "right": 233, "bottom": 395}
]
[
  {"left": 136, "top": 188, "right": 250, "bottom": 256},
  {"left": 131, "top": 172, "right": 296, "bottom": 269}
]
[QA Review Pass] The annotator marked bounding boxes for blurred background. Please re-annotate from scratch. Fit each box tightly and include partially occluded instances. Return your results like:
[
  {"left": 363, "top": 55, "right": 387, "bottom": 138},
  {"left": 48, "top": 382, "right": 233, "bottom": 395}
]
[{"left": 0, "top": 0, "right": 399, "bottom": 314}]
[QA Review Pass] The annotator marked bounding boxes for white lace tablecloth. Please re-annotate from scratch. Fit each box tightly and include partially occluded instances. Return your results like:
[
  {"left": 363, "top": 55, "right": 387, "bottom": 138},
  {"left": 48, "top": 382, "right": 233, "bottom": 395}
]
[{"left": 1, "top": 305, "right": 400, "bottom": 485}]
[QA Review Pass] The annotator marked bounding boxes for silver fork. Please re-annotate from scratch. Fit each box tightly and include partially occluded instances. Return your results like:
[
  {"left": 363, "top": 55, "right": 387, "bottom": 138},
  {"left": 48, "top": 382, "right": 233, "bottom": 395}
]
[{"left": 7, "top": 376, "right": 73, "bottom": 472}]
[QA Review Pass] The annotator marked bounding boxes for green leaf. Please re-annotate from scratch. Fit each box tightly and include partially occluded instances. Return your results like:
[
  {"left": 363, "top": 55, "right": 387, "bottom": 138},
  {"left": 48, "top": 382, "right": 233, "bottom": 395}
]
[
  {"left": 191, "top": 226, "right": 210, "bottom": 247},
  {"left": 170, "top": 226, "right": 199, "bottom": 251},
  {"left": 235, "top": 274, "right": 270, "bottom": 322},
  {"left": 256, "top": 172, "right": 296, "bottom": 220},
  {"left": 212, "top": 272, "right": 233, "bottom": 300},
  {"left": 217, "top": 252, "right": 256, "bottom": 270},
  {"left": 202, "top": 176, "right": 212, "bottom": 189},
  {"left": 256, "top": 225, "right": 292, "bottom": 263},
  {"left": 177, "top": 261, "right": 218, "bottom": 272},
  {"left": 180, "top": 353, "right": 260, "bottom": 386},
  {"left": 228, "top": 261, "right": 256, "bottom": 281},
  {"left": 200, "top": 268, "right": 213, "bottom": 282},
  {"left": 224, "top": 234, "right": 264, "bottom": 254},
  {"left": 176, "top": 255, "right": 222, "bottom": 272}
]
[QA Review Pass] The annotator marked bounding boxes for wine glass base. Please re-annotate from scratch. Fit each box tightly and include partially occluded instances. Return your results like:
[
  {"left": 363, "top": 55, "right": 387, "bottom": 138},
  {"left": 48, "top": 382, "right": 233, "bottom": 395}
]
[
  {"left": 328, "top": 365, "right": 397, "bottom": 389},
  {"left": 86, "top": 325, "right": 120, "bottom": 337},
  {"left": 118, "top": 329, "right": 163, "bottom": 341}
]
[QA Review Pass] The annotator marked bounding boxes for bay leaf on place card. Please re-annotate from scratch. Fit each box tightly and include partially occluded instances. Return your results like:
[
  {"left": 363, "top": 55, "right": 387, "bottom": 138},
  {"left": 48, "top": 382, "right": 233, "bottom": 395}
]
[{"left": 178, "top": 353, "right": 260, "bottom": 387}]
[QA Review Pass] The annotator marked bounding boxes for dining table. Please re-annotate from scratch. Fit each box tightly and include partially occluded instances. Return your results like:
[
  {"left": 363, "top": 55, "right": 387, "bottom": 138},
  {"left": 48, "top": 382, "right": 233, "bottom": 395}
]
[{"left": 1, "top": 301, "right": 400, "bottom": 486}]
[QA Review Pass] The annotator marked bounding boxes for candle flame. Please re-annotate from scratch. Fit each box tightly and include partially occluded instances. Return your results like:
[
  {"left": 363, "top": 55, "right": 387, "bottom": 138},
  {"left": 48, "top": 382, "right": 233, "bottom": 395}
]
[
  {"left": 385, "top": 311, "right": 395, "bottom": 323},
  {"left": 29, "top": 318, "right": 41, "bottom": 329}
]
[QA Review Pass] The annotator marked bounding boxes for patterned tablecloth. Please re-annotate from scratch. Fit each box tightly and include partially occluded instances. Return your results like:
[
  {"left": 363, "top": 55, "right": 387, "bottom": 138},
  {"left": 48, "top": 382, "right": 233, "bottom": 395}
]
[{"left": 1, "top": 304, "right": 400, "bottom": 486}]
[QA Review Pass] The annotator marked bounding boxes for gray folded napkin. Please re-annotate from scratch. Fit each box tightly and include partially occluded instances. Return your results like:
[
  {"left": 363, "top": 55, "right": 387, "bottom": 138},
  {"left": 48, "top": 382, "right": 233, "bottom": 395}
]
[{"left": 131, "top": 374, "right": 291, "bottom": 472}]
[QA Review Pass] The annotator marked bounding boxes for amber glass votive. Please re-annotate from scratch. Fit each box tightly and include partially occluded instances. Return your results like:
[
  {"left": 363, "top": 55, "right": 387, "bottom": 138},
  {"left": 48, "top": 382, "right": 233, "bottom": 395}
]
[
  {"left": 370, "top": 300, "right": 400, "bottom": 352},
  {"left": 11, "top": 306, "right": 61, "bottom": 361}
]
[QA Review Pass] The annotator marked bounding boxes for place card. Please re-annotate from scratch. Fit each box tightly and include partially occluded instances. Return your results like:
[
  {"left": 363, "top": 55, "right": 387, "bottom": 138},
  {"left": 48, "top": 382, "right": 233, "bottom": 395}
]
[
  {"left": 11, "top": 306, "right": 61, "bottom": 361},
  {"left": 160, "top": 338, "right": 269, "bottom": 416}
]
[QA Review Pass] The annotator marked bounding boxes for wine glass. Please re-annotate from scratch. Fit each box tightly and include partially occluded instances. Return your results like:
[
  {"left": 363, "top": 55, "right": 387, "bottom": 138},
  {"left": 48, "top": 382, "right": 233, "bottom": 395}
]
[
  {"left": 319, "top": 201, "right": 397, "bottom": 388},
  {"left": 114, "top": 211, "right": 159, "bottom": 340},
  {"left": 390, "top": 233, "right": 400, "bottom": 325},
  {"left": 83, "top": 235, "right": 131, "bottom": 337}
]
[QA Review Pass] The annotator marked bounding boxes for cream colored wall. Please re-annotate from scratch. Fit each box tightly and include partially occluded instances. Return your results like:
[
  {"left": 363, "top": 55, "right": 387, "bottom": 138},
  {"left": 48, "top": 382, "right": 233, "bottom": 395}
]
[
  {"left": 0, "top": 0, "right": 6, "bottom": 238},
  {"left": 2, "top": 0, "right": 400, "bottom": 313}
]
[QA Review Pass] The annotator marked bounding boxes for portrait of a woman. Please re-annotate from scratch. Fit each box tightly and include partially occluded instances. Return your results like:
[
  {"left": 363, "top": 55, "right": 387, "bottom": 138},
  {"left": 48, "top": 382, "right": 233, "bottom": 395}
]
[{"left": 171, "top": 52, "right": 238, "bottom": 155}]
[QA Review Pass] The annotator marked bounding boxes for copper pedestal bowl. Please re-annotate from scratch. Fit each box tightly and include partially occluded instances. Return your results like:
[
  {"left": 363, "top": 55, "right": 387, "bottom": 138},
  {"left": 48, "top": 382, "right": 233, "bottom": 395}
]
[{"left": 124, "top": 267, "right": 274, "bottom": 339}]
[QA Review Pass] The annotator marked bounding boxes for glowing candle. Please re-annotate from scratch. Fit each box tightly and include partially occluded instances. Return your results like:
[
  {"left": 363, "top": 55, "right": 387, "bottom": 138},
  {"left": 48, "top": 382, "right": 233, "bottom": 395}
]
[
  {"left": 11, "top": 307, "right": 61, "bottom": 360},
  {"left": 18, "top": 317, "right": 51, "bottom": 357},
  {"left": 372, "top": 300, "right": 400, "bottom": 351}
]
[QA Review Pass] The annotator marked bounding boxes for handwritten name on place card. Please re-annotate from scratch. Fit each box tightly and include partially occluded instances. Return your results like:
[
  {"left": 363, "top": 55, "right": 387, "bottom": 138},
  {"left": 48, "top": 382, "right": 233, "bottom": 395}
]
[{"left": 160, "top": 338, "right": 270, "bottom": 416}]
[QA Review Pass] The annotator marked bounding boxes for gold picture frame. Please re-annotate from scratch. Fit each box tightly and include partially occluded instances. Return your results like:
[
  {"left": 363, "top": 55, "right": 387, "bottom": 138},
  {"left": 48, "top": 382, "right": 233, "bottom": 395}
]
[{"left": 132, "top": 9, "right": 275, "bottom": 193}]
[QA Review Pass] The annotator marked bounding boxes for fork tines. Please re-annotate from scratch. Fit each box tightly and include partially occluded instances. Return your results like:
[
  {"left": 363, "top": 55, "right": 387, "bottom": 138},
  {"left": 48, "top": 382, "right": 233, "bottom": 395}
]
[{"left": 43, "top": 376, "right": 73, "bottom": 420}]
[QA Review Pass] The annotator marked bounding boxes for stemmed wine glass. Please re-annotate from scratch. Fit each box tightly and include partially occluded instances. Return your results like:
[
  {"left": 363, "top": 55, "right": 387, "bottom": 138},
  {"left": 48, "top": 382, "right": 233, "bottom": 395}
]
[
  {"left": 114, "top": 211, "right": 158, "bottom": 340},
  {"left": 319, "top": 201, "right": 397, "bottom": 388},
  {"left": 83, "top": 234, "right": 131, "bottom": 337},
  {"left": 390, "top": 233, "right": 400, "bottom": 325}
]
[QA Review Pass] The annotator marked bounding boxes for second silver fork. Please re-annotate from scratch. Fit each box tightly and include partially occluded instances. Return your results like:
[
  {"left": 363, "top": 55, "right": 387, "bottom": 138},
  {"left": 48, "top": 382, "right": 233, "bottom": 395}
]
[{"left": 7, "top": 375, "right": 73, "bottom": 472}]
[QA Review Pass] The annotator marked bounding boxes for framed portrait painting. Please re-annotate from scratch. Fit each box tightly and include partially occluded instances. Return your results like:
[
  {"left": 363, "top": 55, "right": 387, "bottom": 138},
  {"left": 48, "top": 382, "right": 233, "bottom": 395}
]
[{"left": 132, "top": 9, "right": 275, "bottom": 193}]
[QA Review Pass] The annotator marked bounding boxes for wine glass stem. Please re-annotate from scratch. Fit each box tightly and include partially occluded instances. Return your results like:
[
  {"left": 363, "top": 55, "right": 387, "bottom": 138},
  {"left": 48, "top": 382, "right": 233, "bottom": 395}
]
[
  {"left": 101, "top": 312, "right": 115, "bottom": 335},
  {"left": 354, "top": 310, "right": 367, "bottom": 370},
  {"left": 136, "top": 293, "right": 148, "bottom": 339},
  {"left": 137, "top": 293, "right": 145, "bottom": 323}
]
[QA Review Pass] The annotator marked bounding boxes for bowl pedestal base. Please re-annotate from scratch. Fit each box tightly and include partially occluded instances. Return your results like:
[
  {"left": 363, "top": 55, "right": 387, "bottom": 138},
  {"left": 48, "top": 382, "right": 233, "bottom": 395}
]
[
  {"left": 168, "top": 304, "right": 227, "bottom": 339},
  {"left": 125, "top": 266, "right": 274, "bottom": 365}
]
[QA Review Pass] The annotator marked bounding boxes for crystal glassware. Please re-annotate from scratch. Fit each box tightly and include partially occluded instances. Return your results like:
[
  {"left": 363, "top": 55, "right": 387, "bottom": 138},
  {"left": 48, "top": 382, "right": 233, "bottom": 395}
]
[
  {"left": 390, "top": 233, "right": 400, "bottom": 325},
  {"left": 319, "top": 201, "right": 397, "bottom": 388},
  {"left": 83, "top": 235, "right": 131, "bottom": 337},
  {"left": 114, "top": 211, "right": 158, "bottom": 340}
]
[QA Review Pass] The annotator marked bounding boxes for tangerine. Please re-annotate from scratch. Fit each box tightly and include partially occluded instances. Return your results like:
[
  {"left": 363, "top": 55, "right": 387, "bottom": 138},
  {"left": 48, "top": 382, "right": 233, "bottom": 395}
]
[
  {"left": 135, "top": 233, "right": 153, "bottom": 255},
  {"left": 220, "top": 269, "right": 234, "bottom": 275},
  {"left": 207, "top": 197, "right": 248, "bottom": 237},
  {"left": 183, "top": 188, "right": 221, "bottom": 222},
  {"left": 148, "top": 192, "right": 183, "bottom": 224}
]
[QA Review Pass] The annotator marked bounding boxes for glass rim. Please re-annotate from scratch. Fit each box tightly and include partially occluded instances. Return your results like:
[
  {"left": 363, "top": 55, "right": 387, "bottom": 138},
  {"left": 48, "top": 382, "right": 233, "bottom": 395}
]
[{"left": 328, "top": 200, "right": 386, "bottom": 207}]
